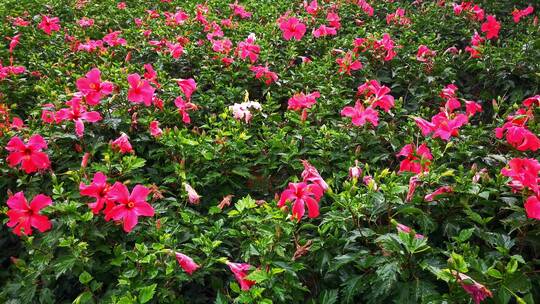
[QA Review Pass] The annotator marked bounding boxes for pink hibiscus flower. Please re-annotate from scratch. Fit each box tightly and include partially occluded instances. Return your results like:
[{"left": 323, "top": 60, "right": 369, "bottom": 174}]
[
  {"left": 501, "top": 158, "right": 540, "bottom": 194},
  {"left": 76, "top": 68, "right": 114, "bottom": 105},
  {"left": 336, "top": 51, "right": 363, "bottom": 75},
  {"left": 396, "top": 222, "right": 424, "bottom": 239},
  {"left": 6, "top": 135, "right": 51, "bottom": 173},
  {"left": 38, "top": 15, "right": 60, "bottom": 35},
  {"left": 149, "top": 120, "right": 163, "bottom": 137},
  {"left": 6, "top": 192, "right": 52, "bottom": 236},
  {"left": 278, "top": 182, "right": 324, "bottom": 221},
  {"left": 414, "top": 112, "right": 468, "bottom": 141},
  {"left": 416, "top": 45, "right": 436, "bottom": 62},
  {"left": 525, "top": 195, "right": 540, "bottom": 220},
  {"left": 226, "top": 262, "right": 256, "bottom": 290},
  {"left": 453, "top": 272, "right": 493, "bottom": 304},
  {"left": 279, "top": 17, "right": 306, "bottom": 41},
  {"left": 357, "top": 80, "right": 395, "bottom": 112},
  {"left": 301, "top": 160, "right": 329, "bottom": 191},
  {"left": 312, "top": 25, "right": 337, "bottom": 38},
  {"left": 236, "top": 33, "right": 260, "bottom": 63},
  {"left": 174, "top": 96, "right": 197, "bottom": 124},
  {"left": 56, "top": 97, "right": 102, "bottom": 137},
  {"left": 111, "top": 133, "right": 134, "bottom": 154},
  {"left": 230, "top": 1, "right": 252, "bottom": 19},
  {"left": 465, "top": 101, "right": 482, "bottom": 117},
  {"left": 288, "top": 91, "right": 320, "bottom": 111},
  {"left": 250, "top": 65, "right": 279, "bottom": 85},
  {"left": 424, "top": 186, "right": 454, "bottom": 202},
  {"left": 341, "top": 101, "right": 379, "bottom": 127},
  {"left": 175, "top": 252, "right": 200, "bottom": 275},
  {"left": 103, "top": 31, "right": 127, "bottom": 47},
  {"left": 512, "top": 6, "right": 534, "bottom": 23},
  {"left": 397, "top": 143, "right": 432, "bottom": 174},
  {"left": 127, "top": 73, "right": 155, "bottom": 106},
  {"left": 80, "top": 172, "right": 114, "bottom": 214},
  {"left": 105, "top": 183, "right": 155, "bottom": 232},
  {"left": 304, "top": 0, "right": 319, "bottom": 15},
  {"left": 184, "top": 183, "right": 201, "bottom": 204},
  {"left": 177, "top": 78, "right": 197, "bottom": 100},
  {"left": 495, "top": 123, "right": 540, "bottom": 152}
]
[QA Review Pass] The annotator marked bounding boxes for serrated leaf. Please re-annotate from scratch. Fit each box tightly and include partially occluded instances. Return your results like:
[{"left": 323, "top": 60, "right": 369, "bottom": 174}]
[{"left": 138, "top": 284, "right": 157, "bottom": 304}]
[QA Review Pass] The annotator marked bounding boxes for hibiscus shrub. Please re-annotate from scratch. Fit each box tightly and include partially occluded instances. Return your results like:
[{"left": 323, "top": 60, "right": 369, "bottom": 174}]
[{"left": 1, "top": 0, "right": 539, "bottom": 303}]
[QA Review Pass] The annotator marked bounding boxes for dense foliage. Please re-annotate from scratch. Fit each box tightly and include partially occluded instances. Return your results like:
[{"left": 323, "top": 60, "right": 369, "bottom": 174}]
[{"left": 0, "top": 0, "right": 539, "bottom": 303}]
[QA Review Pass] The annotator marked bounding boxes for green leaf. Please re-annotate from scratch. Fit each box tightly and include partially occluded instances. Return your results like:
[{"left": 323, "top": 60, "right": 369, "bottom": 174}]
[
  {"left": 454, "top": 228, "right": 475, "bottom": 243},
  {"left": 319, "top": 289, "right": 338, "bottom": 304},
  {"left": 79, "top": 271, "right": 93, "bottom": 284},
  {"left": 449, "top": 253, "right": 468, "bottom": 273},
  {"left": 214, "top": 291, "right": 228, "bottom": 304},
  {"left": 487, "top": 268, "right": 503, "bottom": 279},
  {"left": 506, "top": 259, "right": 518, "bottom": 274},
  {"left": 245, "top": 269, "right": 269, "bottom": 283},
  {"left": 73, "top": 291, "right": 94, "bottom": 304},
  {"left": 138, "top": 284, "right": 157, "bottom": 304}
]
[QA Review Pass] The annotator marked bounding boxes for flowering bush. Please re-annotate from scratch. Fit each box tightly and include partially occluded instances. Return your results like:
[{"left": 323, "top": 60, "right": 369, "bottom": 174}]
[{"left": 0, "top": 0, "right": 539, "bottom": 303}]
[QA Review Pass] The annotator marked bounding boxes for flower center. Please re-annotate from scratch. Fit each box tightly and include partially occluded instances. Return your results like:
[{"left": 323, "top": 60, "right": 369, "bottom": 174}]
[{"left": 127, "top": 201, "right": 135, "bottom": 208}]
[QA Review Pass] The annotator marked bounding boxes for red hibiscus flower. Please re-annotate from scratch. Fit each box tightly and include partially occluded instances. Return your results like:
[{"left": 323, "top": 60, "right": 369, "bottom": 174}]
[{"left": 481, "top": 15, "right": 501, "bottom": 39}]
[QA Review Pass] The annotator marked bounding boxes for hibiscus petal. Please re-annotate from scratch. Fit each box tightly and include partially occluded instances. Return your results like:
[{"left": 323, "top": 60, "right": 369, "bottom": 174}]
[
  {"left": 30, "top": 214, "right": 52, "bottom": 232},
  {"left": 305, "top": 197, "right": 320, "bottom": 218},
  {"left": 122, "top": 210, "right": 138, "bottom": 232},
  {"left": 134, "top": 201, "right": 155, "bottom": 217},
  {"left": 30, "top": 194, "right": 52, "bottom": 212},
  {"left": 7, "top": 192, "right": 29, "bottom": 210},
  {"left": 108, "top": 182, "right": 130, "bottom": 204},
  {"left": 6, "top": 136, "right": 26, "bottom": 151},
  {"left": 81, "top": 111, "right": 102, "bottom": 123},
  {"left": 130, "top": 185, "right": 150, "bottom": 203},
  {"left": 6, "top": 151, "right": 25, "bottom": 167},
  {"left": 28, "top": 135, "right": 48, "bottom": 150},
  {"left": 30, "top": 151, "right": 50, "bottom": 170}
]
